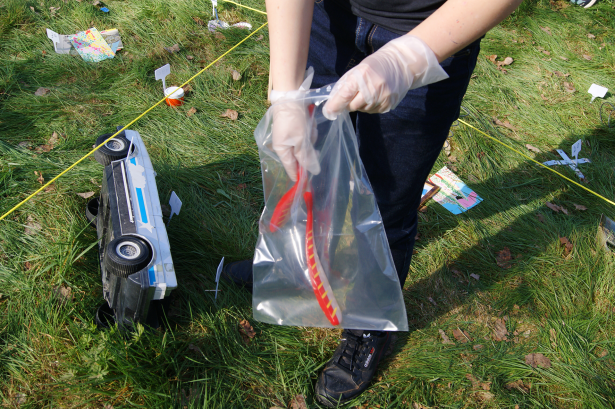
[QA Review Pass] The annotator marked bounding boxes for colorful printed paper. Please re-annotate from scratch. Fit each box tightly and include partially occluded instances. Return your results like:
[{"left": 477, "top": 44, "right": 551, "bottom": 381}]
[
  {"left": 428, "top": 166, "right": 482, "bottom": 214},
  {"left": 70, "top": 28, "right": 115, "bottom": 62}
]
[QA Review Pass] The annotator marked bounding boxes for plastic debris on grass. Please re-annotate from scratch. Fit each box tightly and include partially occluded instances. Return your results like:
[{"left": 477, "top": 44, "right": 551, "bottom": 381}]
[
  {"left": 46, "top": 28, "right": 123, "bottom": 61},
  {"left": 428, "top": 166, "right": 483, "bottom": 214}
]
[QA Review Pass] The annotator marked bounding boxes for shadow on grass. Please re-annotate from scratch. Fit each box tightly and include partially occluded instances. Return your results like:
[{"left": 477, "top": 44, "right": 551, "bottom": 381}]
[{"left": 377, "top": 125, "right": 615, "bottom": 405}]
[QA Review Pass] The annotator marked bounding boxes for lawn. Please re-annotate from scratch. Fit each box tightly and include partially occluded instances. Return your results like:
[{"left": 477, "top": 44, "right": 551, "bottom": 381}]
[{"left": 1, "top": 0, "right": 615, "bottom": 407}]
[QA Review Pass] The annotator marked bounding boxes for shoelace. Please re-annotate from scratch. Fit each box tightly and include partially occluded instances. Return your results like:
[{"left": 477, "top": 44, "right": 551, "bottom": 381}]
[{"left": 338, "top": 332, "right": 371, "bottom": 373}]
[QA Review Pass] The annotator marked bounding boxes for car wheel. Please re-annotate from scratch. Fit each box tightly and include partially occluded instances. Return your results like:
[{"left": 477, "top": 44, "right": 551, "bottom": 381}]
[
  {"left": 104, "top": 236, "right": 151, "bottom": 278},
  {"left": 86, "top": 197, "right": 99, "bottom": 227},
  {"left": 93, "top": 132, "right": 133, "bottom": 166}
]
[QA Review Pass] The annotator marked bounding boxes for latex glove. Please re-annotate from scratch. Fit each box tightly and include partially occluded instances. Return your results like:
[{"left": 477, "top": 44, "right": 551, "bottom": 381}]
[
  {"left": 270, "top": 67, "right": 320, "bottom": 181},
  {"left": 323, "top": 35, "right": 449, "bottom": 120}
]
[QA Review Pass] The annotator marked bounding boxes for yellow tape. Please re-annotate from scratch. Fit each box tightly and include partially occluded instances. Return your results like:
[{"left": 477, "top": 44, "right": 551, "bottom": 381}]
[
  {"left": 221, "top": 0, "right": 267, "bottom": 15},
  {"left": 0, "top": 21, "right": 268, "bottom": 222},
  {"left": 458, "top": 119, "right": 615, "bottom": 207}
]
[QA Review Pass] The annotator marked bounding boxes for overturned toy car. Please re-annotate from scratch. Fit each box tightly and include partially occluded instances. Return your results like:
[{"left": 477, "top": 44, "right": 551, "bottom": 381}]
[{"left": 87, "top": 127, "right": 177, "bottom": 330}]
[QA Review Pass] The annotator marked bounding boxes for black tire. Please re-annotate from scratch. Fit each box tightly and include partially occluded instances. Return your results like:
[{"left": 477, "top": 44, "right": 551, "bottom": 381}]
[
  {"left": 104, "top": 236, "right": 151, "bottom": 278},
  {"left": 86, "top": 197, "right": 99, "bottom": 227},
  {"left": 95, "top": 301, "right": 115, "bottom": 329},
  {"left": 94, "top": 132, "right": 132, "bottom": 166}
]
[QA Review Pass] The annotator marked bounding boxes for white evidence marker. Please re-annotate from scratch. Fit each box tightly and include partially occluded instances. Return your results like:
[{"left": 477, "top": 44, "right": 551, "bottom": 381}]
[
  {"left": 155, "top": 64, "right": 171, "bottom": 95},
  {"left": 588, "top": 84, "right": 608, "bottom": 103},
  {"left": 543, "top": 139, "right": 590, "bottom": 180},
  {"left": 166, "top": 191, "right": 182, "bottom": 226}
]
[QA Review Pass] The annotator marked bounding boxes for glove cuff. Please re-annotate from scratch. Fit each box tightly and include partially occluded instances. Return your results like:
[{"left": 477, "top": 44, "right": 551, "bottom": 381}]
[
  {"left": 384, "top": 35, "right": 449, "bottom": 91},
  {"left": 270, "top": 66, "right": 315, "bottom": 104}
]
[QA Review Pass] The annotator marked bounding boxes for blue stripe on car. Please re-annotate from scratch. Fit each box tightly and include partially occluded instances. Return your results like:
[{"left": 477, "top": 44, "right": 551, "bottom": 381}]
[
  {"left": 135, "top": 188, "right": 148, "bottom": 223},
  {"left": 148, "top": 267, "right": 156, "bottom": 285}
]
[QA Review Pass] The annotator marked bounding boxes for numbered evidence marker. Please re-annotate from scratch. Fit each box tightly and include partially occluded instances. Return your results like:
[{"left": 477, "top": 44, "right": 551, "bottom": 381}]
[
  {"left": 543, "top": 139, "right": 590, "bottom": 180},
  {"left": 155, "top": 64, "right": 171, "bottom": 95},
  {"left": 571, "top": 139, "right": 582, "bottom": 164},
  {"left": 167, "top": 191, "right": 182, "bottom": 226},
  {"left": 588, "top": 84, "right": 608, "bottom": 103}
]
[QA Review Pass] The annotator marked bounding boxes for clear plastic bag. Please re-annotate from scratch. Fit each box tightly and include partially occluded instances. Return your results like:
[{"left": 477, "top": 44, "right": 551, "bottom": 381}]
[{"left": 253, "top": 87, "right": 408, "bottom": 331}]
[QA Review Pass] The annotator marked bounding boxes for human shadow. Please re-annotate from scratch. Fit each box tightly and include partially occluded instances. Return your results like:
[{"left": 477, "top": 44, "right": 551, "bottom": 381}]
[{"left": 380, "top": 123, "right": 615, "bottom": 369}]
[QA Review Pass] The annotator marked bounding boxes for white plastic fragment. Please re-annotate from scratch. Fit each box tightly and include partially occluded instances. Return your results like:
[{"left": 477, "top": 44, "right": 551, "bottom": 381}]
[{"left": 588, "top": 84, "right": 608, "bottom": 103}]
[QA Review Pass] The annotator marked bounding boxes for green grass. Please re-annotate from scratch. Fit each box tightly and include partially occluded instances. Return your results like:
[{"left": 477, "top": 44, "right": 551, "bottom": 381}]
[{"left": 1, "top": 0, "right": 615, "bottom": 407}]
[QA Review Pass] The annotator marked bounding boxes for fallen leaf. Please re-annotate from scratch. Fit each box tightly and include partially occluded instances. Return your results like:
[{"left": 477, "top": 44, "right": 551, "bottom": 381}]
[
  {"left": 546, "top": 202, "right": 562, "bottom": 213},
  {"left": 438, "top": 329, "right": 454, "bottom": 345},
  {"left": 24, "top": 261, "right": 32, "bottom": 270},
  {"left": 582, "top": 54, "right": 592, "bottom": 61},
  {"left": 30, "top": 6, "right": 36, "bottom": 13},
  {"left": 525, "top": 353, "right": 551, "bottom": 369},
  {"left": 290, "top": 394, "right": 307, "bottom": 409},
  {"left": 540, "top": 94, "right": 549, "bottom": 101},
  {"left": 492, "top": 117, "right": 516, "bottom": 131},
  {"left": 496, "top": 57, "right": 514, "bottom": 69},
  {"left": 236, "top": 183, "right": 247, "bottom": 190},
  {"left": 427, "top": 296, "right": 437, "bottom": 306},
  {"left": 214, "top": 32, "right": 226, "bottom": 40},
  {"left": 536, "top": 213, "right": 545, "bottom": 223},
  {"left": 476, "top": 391, "right": 494, "bottom": 401},
  {"left": 506, "top": 379, "right": 530, "bottom": 393},
  {"left": 182, "top": 84, "right": 193, "bottom": 93},
  {"left": 473, "top": 344, "right": 483, "bottom": 351},
  {"left": 477, "top": 151, "right": 485, "bottom": 160},
  {"left": 239, "top": 319, "right": 256, "bottom": 344},
  {"left": 542, "top": 50, "right": 551, "bottom": 56},
  {"left": 486, "top": 54, "right": 497, "bottom": 63},
  {"left": 220, "top": 109, "right": 238, "bottom": 120},
  {"left": 559, "top": 206, "right": 569, "bottom": 215},
  {"left": 525, "top": 144, "right": 540, "bottom": 153},
  {"left": 573, "top": 203, "right": 587, "bottom": 211},
  {"left": 553, "top": 71, "right": 570, "bottom": 78},
  {"left": 186, "top": 107, "right": 197, "bottom": 117},
  {"left": 164, "top": 43, "right": 180, "bottom": 53},
  {"left": 255, "top": 35, "right": 264, "bottom": 41},
  {"left": 231, "top": 70, "right": 242, "bottom": 81},
  {"left": 540, "top": 26, "right": 552, "bottom": 35},
  {"left": 470, "top": 273, "right": 480, "bottom": 281},
  {"left": 34, "top": 144, "right": 52, "bottom": 153},
  {"left": 53, "top": 285, "right": 72, "bottom": 303},
  {"left": 25, "top": 215, "right": 41, "bottom": 235},
  {"left": 559, "top": 56, "right": 569, "bottom": 61},
  {"left": 496, "top": 247, "right": 513, "bottom": 269},
  {"left": 18, "top": 141, "right": 29, "bottom": 148},
  {"left": 49, "top": 6, "right": 60, "bottom": 16},
  {"left": 453, "top": 328, "right": 472, "bottom": 343},
  {"left": 76, "top": 191, "right": 95, "bottom": 199},
  {"left": 186, "top": 55, "right": 194, "bottom": 60},
  {"left": 35, "top": 87, "right": 50, "bottom": 96},
  {"left": 192, "top": 16, "right": 204, "bottom": 26},
  {"left": 587, "top": 33, "right": 596, "bottom": 39},
  {"left": 493, "top": 318, "right": 509, "bottom": 341},
  {"left": 34, "top": 171, "right": 44, "bottom": 184},
  {"left": 559, "top": 237, "right": 573, "bottom": 257}
]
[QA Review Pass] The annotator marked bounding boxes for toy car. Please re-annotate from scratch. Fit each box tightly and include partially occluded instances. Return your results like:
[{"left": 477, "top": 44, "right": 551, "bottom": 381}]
[{"left": 87, "top": 127, "right": 177, "bottom": 330}]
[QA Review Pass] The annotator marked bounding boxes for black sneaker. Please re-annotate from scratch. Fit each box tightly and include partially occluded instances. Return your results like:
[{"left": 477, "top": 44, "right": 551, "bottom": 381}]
[
  {"left": 315, "top": 330, "right": 392, "bottom": 407},
  {"left": 220, "top": 259, "right": 253, "bottom": 292}
]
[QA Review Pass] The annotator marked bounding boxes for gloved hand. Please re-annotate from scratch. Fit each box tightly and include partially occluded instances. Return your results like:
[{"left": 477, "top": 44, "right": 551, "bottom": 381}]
[
  {"left": 323, "top": 35, "right": 449, "bottom": 120},
  {"left": 270, "top": 67, "right": 320, "bottom": 181}
]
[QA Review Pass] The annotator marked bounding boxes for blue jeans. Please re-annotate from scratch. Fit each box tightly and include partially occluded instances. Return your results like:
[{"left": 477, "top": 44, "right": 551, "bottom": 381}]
[{"left": 308, "top": 0, "right": 481, "bottom": 287}]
